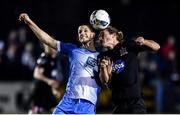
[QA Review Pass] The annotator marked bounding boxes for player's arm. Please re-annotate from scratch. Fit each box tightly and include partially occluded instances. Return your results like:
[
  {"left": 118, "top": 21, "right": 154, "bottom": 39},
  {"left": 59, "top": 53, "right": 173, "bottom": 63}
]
[
  {"left": 135, "top": 37, "right": 160, "bottom": 51},
  {"left": 99, "top": 58, "right": 112, "bottom": 85},
  {"left": 33, "top": 66, "right": 58, "bottom": 88},
  {"left": 19, "top": 13, "right": 58, "bottom": 50}
]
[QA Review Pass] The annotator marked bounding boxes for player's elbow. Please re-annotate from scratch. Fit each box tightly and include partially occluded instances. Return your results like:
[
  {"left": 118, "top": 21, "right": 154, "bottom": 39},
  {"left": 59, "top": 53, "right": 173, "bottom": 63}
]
[
  {"left": 153, "top": 43, "right": 160, "bottom": 51},
  {"left": 157, "top": 44, "right": 160, "bottom": 51},
  {"left": 33, "top": 70, "right": 39, "bottom": 79},
  {"left": 33, "top": 67, "right": 42, "bottom": 79}
]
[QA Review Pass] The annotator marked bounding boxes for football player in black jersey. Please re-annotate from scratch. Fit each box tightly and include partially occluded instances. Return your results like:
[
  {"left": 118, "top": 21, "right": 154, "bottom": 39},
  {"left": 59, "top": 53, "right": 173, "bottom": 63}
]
[
  {"left": 98, "top": 26, "right": 160, "bottom": 113},
  {"left": 29, "top": 44, "right": 61, "bottom": 114}
]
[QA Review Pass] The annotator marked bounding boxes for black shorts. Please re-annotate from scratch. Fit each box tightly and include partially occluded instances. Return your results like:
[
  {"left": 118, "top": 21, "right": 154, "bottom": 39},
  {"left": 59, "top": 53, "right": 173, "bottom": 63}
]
[
  {"left": 113, "top": 98, "right": 147, "bottom": 114},
  {"left": 30, "top": 80, "right": 57, "bottom": 110}
]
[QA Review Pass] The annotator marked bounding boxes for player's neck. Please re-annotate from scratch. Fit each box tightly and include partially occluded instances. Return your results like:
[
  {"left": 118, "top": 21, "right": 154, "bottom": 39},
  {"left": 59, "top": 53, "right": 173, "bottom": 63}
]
[{"left": 82, "top": 40, "right": 96, "bottom": 51}]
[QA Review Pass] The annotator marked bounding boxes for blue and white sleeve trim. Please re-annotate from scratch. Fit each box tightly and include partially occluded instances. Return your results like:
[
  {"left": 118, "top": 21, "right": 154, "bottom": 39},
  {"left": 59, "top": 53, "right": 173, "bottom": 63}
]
[{"left": 57, "top": 41, "right": 61, "bottom": 52}]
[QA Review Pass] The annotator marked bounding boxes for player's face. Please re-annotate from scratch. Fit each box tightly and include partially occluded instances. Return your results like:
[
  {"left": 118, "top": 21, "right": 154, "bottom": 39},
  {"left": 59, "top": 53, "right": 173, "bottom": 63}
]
[
  {"left": 78, "top": 25, "right": 94, "bottom": 44},
  {"left": 98, "top": 30, "right": 115, "bottom": 49}
]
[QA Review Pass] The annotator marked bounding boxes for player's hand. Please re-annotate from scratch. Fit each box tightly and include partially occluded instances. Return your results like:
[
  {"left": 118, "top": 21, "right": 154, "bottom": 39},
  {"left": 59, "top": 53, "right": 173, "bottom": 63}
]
[
  {"left": 100, "top": 58, "right": 109, "bottom": 68},
  {"left": 100, "top": 59, "right": 108, "bottom": 68},
  {"left": 100, "top": 56, "right": 112, "bottom": 68},
  {"left": 135, "top": 37, "right": 145, "bottom": 45},
  {"left": 52, "top": 88, "right": 61, "bottom": 99},
  {"left": 47, "top": 79, "right": 59, "bottom": 88},
  {"left": 18, "top": 13, "right": 31, "bottom": 24},
  {"left": 107, "top": 58, "right": 113, "bottom": 74}
]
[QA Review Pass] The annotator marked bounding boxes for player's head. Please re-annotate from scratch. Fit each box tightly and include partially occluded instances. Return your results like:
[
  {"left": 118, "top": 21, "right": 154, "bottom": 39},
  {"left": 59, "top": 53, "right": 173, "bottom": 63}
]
[
  {"left": 98, "top": 26, "right": 123, "bottom": 49},
  {"left": 78, "top": 24, "right": 95, "bottom": 44}
]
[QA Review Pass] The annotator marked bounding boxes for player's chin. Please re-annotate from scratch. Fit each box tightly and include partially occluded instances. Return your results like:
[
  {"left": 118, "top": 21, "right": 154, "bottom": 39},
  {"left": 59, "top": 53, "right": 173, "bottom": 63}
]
[
  {"left": 101, "top": 43, "right": 108, "bottom": 47},
  {"left": 103, "top": 44, "right": 112, "bottom": 50},
  {"left": 81, "top": 39, "right": 90, "bottom": 44},
  {"left": 78, "top": 38, "right": 84, "bottom": 43}
]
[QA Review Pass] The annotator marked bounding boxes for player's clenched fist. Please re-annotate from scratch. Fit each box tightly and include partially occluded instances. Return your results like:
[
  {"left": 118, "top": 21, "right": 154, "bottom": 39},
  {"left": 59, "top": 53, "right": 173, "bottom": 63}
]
[
  {"left": 18, "top": 13, "right": 31, "bottom": 24},
  {"left": 135, "top": 37, "right": 145, "bottom": 46}
]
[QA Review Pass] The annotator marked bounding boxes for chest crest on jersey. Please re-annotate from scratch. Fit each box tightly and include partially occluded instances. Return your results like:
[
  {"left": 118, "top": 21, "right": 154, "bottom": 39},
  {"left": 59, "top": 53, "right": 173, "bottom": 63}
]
[{"left": 119, "top": 47, "right": 128, "bottom": 56}]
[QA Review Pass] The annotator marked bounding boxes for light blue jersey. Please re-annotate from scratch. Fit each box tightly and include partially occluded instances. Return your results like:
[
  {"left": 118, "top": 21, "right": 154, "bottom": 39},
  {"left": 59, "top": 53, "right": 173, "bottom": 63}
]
[{"left": 53, "top": 41, "right": 101, "bottom": 114}]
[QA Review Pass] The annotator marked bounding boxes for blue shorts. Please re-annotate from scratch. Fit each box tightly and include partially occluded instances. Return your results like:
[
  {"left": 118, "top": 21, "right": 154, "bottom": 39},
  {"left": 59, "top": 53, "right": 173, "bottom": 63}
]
[{"left": 52, "top": 97, "right": 96, "bottom": 114}]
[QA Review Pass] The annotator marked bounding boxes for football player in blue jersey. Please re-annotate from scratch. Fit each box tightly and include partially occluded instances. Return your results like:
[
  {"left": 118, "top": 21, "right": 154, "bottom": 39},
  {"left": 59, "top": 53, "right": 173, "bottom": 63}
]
[{"left": 19, "top": 13, "right": 101, "bottom": 114}]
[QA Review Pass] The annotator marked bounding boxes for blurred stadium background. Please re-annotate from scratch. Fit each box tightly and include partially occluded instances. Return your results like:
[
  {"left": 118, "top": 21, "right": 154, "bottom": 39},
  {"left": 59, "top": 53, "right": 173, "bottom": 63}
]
[{"left": 0, "top": 0, "right": 179, "bottom": 113}]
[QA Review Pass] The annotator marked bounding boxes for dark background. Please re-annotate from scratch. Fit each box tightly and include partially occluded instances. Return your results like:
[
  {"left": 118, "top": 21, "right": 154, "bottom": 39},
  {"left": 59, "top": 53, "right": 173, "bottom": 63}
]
[{"left": 0, "top": 0, "right": 179, "bottom": 43}]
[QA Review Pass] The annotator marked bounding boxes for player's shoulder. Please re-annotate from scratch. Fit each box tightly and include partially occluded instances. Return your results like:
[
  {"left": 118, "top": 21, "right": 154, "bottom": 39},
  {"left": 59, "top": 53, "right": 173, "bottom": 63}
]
[{"left": 61, "top": 41, "right": 78, "bottom": 47}]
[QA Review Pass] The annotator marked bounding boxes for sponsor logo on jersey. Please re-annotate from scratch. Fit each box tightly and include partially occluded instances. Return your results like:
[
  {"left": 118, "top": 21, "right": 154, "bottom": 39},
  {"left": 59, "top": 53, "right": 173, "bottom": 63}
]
[
  {"left": 86, "top": 57, "right": 97, "bottom": 67},
  {"left": 112, "top": 60, "right": 125, "bottom": 74},
  {"left": 85, "top": 57, "right": 98, "bottom": 71}
]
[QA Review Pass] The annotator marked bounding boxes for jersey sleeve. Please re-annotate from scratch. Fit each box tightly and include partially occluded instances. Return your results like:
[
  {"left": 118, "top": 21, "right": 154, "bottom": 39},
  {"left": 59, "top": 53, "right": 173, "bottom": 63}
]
[{"left": 57, "top": 41, "right": 77, "bottom": 55}]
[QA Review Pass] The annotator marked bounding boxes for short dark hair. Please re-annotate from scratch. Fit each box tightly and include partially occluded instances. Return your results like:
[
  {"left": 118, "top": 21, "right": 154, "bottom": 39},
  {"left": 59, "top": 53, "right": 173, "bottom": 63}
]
[
  {"left": 105, "top": 26, "right": 123, "bottom": 42},
  {"left": 80, "top": 24, "right": 95, "bottom": 32}
]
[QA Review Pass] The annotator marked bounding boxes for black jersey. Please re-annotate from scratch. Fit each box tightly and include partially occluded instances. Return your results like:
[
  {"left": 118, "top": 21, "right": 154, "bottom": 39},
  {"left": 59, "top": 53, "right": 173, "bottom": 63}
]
[
  {"left": 36, "top": 52, "right": 58, "bottom": 80},
  {"left": 99, "top": 39, "right": 147, "bottom": 101},
  {"left": 31, "top": 52, "right": 58, "bottom": 111}
]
